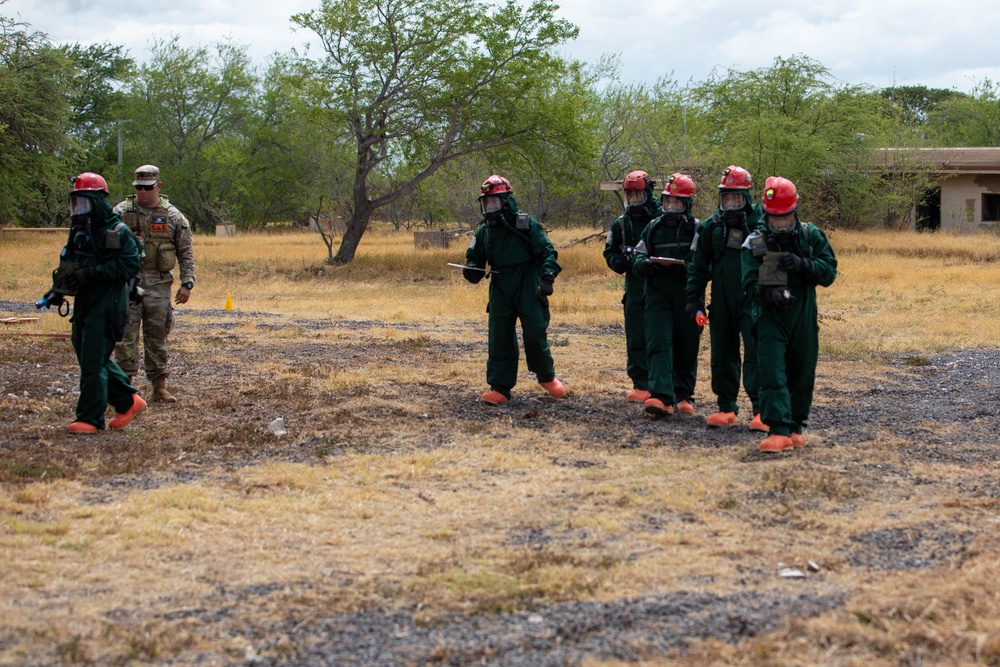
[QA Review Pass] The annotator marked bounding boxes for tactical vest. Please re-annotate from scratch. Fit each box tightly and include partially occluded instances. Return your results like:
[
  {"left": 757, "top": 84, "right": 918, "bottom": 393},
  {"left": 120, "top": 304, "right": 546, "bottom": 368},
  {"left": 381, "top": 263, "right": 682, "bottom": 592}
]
[{"left": 123, "top": 195, "right": 176, "bottom": 272}]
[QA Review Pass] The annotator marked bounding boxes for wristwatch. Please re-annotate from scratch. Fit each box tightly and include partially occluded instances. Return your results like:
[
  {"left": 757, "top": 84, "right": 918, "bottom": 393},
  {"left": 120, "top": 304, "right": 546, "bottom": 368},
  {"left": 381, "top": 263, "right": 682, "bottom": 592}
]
[{"left": 181, "top": 281, "right": 194, "bottom": 290}]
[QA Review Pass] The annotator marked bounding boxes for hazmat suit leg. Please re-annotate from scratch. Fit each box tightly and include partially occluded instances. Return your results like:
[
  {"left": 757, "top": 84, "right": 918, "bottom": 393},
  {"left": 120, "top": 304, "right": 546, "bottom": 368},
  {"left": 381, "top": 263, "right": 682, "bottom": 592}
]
[
  {"left": 787, "top": 302, "right": 820, "bottom": 434},
  {"left": 519, "top": 283, "right": 557, "bottom": 383},
  {"left": 755, "top": 314, "right": 794, "bottom": 437},
  {"left": 624, "top": 290, "right": 648, "bottom": 390},
  {"left": 644, "top": 287, "right": 675, "bottom": 402},
  {"left": 672, "top": 290, "right": 702, "bottom": 403},
  {"left": 72, "top": 297, "right": 136, "bottom": 428},
  {"left": 486, "top": 285, "right": 520, "bottom": 397},
  {"left": 708, "top": 294, "right": 742, "bottom": 414},
  {"left": 737, "top": 299, "right": 761, "bottom": 415}
]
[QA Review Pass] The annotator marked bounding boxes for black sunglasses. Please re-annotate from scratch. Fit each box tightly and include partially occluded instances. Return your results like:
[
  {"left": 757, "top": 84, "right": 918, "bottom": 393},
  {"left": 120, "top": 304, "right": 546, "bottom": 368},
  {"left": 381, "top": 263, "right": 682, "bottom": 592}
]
[{"left": 135, "top": 184, "right": 156, "bottom": 191}]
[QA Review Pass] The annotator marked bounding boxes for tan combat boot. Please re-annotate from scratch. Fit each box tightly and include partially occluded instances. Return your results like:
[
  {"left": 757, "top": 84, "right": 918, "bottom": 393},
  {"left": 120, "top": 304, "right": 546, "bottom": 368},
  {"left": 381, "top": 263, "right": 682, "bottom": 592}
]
[{"left": 151, "top": 377, "right": 177, "bottom": 403}]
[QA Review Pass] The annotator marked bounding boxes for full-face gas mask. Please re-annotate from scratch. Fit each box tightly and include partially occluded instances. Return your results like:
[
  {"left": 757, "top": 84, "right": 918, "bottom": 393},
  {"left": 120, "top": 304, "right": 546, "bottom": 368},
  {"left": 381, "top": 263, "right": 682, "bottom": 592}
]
[
  {"left": 660, "top": 196, "right": 687, "bottom": 227},
  {"left": 719, "top": 191, "right": 748, "bottom": 228},
  {"left": 480, "top": 194, "right": 506, "bottom": 226},
  {"left": 69, "top": 195, "right": 98, "bottom": 253},
  {"left": 766, "top": 213, "right": 798, "bottom": 244}
]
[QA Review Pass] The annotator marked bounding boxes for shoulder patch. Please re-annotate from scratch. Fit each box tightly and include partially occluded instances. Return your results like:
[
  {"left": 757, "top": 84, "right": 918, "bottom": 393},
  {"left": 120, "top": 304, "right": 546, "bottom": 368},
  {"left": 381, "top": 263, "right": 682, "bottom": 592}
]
[
  {"left": 605, "top": 229, "right": 614, "bottom": 246},
  {"left": 468, "top": 237, "right": 477, "bottom": 250}
]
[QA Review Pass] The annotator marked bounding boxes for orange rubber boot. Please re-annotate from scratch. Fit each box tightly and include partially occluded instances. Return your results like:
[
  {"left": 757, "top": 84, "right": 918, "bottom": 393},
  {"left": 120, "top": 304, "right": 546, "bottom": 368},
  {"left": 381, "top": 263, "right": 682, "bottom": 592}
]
[
  {"left": 676, "top": 400, "right": 695, "bottom": 415},
  {"left": 759, "top": 434, "right": 794, "bottom": 452},
  {"left": 748, "top": 414, "right": 769, "bottom": 433},
  {"left": 643, "top": 398, "right": 674, "bottom": 417},
  {"left": 706, "top": 411, "right": 736, "bottom": 427},
  {"left": 481, "top": 390, "right": 509, "bottom": 406},
  {"left": 539, "top": 378, "right": 566, "bottom": 399},
  {"left": 108, "top": 393, "right": 146, "bottom": 430},
  {"left": 68, "top": 421, "right": 98, "bottom": 434},
  {"left": 790, "top": 433, "right": 805, "bottom": 448},
  {"left": 626, "top": 389, "right": 650, "bottom": 403}
]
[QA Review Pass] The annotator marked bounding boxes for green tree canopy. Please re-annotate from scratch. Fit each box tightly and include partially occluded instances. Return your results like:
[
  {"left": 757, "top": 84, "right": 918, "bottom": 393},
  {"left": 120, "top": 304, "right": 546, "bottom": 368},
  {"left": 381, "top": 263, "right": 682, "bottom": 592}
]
[{"left": 292, "top": 0, "right": 588, "bottom": 264}]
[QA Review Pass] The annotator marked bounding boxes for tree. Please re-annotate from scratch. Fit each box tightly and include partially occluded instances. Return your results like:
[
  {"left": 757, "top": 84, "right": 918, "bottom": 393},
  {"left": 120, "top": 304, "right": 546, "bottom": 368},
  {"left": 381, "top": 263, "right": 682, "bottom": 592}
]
[
  {"left": 60, "top": 42, "right": 134, "bottom": 188},
  {"left": 0, "top": 12, "right": 74, "bottom": 225},
  {"left": 292, "top": 0, "right": 586, "bottom": 264},
  {"left": 122, "top": 37, "right": 256, "bottom": 230},
  {"left": 926, "top": 78, "right": 1000, "bottom": 146},
  {"left": 880, "top": 85, "right": 962, "bottom": 127}
]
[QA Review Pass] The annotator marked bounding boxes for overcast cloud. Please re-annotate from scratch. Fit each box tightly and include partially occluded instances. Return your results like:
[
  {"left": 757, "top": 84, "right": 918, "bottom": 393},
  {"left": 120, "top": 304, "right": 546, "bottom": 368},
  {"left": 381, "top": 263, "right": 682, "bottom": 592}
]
[{"left": 3, "top": 0, "right": 999, "bottom": 92}]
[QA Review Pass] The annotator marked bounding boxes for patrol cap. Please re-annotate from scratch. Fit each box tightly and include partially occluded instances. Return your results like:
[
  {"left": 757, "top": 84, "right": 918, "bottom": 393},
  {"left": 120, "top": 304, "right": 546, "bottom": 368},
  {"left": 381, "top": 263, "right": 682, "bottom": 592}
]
[{"left": 132, "top": 165, "right": 161, "bottom": 186}]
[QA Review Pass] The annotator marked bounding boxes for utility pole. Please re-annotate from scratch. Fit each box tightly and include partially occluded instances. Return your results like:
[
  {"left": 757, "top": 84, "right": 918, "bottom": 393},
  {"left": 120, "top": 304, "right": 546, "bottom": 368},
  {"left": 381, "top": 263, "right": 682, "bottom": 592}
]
[{"left": 117, "top": 121, "right": 124, "bottom": 198}]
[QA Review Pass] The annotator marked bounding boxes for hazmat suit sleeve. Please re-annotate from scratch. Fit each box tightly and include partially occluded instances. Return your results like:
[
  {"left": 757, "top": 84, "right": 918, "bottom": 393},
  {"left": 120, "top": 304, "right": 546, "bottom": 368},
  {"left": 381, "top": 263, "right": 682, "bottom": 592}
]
[
  {"left": 603, "top": 217, "right": 628, "bottom": 275},
  {"left": 741, "top": 237, "right": 764, "bottom": 305},
  {"left": 805, "top": 226, "right": 837, "bottom": 287},
  {"left": 530, "top": 218, "right": 561, "bottom": 279},
  {"left": 686, "top": 217, "right": 714, "bottom": 301},
  {"left": 630, "top": 221, "right": 654, "bottom": 273},
  {"left": 465, "top": 224, "right": 488, "bottom": 269}
]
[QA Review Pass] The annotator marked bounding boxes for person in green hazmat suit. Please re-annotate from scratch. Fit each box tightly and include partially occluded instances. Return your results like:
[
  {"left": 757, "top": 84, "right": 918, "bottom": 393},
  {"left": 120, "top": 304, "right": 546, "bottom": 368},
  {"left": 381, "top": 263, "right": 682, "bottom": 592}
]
[
  {"left": 632, "top": 173, "right": 703, "bottom": 417},
  {"left": 741, "top": 176, "right": 837, "bottom": 453},
  {"left": 603, "top": 170, "right": 661, "bottom": 404},
  {"left": 686, "top": 165, "right": 768, "bottom": 433},
  {"left": 54, "top": 173, "right": 146, "bottom": 433},
  {"left": 463, "top": 175, "right": 566, "bottom": 405}
]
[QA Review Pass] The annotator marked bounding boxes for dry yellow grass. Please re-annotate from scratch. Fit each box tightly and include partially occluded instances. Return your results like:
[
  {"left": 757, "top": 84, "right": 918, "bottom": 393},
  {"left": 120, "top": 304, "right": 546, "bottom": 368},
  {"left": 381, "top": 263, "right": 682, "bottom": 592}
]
[
  {"left": 7, "top": 225, "right": 1000, "bottom": 354},
  {"left": 3, "top": 224, "right": 1000, "bottom": 665}
]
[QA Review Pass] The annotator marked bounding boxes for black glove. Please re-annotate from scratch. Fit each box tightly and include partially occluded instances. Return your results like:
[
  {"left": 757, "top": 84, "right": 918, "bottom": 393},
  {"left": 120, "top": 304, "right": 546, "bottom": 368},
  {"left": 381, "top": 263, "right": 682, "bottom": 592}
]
[
  {"left": 610, "top": 256, "right": 629, "bottom": 274},
  {"left": 536, "top": 274, "right": 554, "bottom": 297},
  {"left": 778, "top": 253, "right": 812, "bottom": 275},
  {"left": 685, "top": 298, "right": 705, "bottom": 322},
  {"left": 462, "top": 265, "right": 484, "bottom": 284},
  {"left": 636, "top": 258, "right": 657, "bottom": 276},
  {"left": 761, "top": 286, "right": 793, "bottom": 308},
  {"left": 65, "top": 266, "right": 97, "bottom": 291}
]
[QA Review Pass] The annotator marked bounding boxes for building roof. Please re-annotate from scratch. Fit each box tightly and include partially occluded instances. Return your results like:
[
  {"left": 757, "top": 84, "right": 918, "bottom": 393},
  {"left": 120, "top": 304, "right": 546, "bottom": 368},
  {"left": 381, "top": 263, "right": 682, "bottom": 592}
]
[{"left": 876, "top": 147, "right": 1000, "bottom": 174}]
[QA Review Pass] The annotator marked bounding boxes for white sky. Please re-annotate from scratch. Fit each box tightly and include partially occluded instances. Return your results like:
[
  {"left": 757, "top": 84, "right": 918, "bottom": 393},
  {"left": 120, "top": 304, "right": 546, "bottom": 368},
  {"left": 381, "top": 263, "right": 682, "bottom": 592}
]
[{"left": 3, "top": 0, "right": 1000, "bottom": 93}]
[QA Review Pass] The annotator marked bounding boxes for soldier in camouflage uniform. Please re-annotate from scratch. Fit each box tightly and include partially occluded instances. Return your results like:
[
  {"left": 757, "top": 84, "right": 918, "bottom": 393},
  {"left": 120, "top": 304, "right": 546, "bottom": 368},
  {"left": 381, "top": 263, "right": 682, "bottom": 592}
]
[{"left": 113, "top": 165, "right": 196, "bottom": 402}]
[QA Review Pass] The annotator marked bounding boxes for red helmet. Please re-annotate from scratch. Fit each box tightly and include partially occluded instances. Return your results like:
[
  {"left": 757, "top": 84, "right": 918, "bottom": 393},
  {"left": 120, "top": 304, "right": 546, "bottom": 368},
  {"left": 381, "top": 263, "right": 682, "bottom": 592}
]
[
  {"left": 661, "top": 173, "right": 695, "bottom": 198},
  {"left": 71, "top": 172, "right": 109, "bottom": 194},
  {"left": 718, "top": 165, "right": 752, "bottom": 190},
  {"left": 480, "top": 174, "right": 513, "bottom": 198},
  {"left": 623, "top": 170, "right": 653, "bottom": 191},
  {"left": 761, "top": 176, "right": 798, "bottom": 215}
]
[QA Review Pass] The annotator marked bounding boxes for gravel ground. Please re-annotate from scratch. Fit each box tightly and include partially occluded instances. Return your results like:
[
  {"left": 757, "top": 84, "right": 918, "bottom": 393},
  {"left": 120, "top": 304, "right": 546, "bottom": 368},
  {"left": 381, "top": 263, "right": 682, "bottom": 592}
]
[
  {"left": 245, "top": 591, "right": 845, "bottom": 666},
  {"left": 3, "top": 300, "right": 999, "bottom": 666}
]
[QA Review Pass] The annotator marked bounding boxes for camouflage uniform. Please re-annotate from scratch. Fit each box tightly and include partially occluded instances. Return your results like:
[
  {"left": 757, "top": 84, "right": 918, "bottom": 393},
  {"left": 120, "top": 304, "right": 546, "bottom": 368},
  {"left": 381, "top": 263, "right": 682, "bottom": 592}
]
[{"left": 113, "top": 194, "right": 195, "bottom": 382}]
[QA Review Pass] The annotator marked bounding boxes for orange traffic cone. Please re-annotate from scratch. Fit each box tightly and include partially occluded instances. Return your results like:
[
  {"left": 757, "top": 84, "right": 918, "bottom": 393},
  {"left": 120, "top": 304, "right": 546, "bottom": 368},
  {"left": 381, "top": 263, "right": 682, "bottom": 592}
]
[{"left": 224, "top": 293, "right": 234, "bottom": 310}]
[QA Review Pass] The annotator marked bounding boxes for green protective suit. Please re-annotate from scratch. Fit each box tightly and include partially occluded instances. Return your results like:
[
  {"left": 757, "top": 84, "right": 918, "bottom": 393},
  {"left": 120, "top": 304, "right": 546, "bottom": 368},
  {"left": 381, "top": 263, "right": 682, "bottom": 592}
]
[
  {"left": 686, "top": 195, "right": 764, "bottom": 415},
  {"left": 603, "top": 191, "right": 661, "bottom": 390},
  {"left": 63, "top": 192, "right": 142, "bottom": 428},
  {"left": 741, "top": 220, "right": 837, "bottom": 437},
  {"left": 465, "top": 195, "right": 562, "bottom": 398},
  {"left": 633, "top": 208, "right": 703, "bottom": 405}
]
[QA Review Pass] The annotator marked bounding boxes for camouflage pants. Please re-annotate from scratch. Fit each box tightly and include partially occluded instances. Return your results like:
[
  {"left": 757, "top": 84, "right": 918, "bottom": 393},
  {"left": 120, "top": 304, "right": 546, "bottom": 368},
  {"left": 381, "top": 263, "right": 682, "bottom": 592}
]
[{"left": 114, "top": 282, "right": 174, "bottom": 380}]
